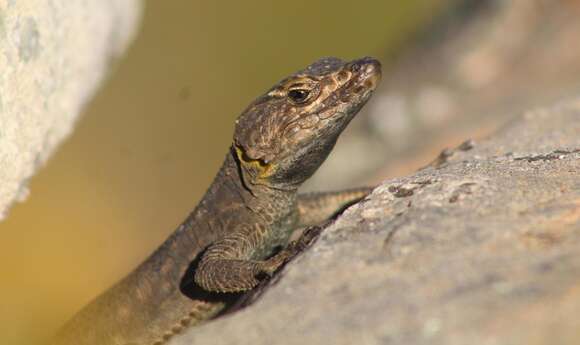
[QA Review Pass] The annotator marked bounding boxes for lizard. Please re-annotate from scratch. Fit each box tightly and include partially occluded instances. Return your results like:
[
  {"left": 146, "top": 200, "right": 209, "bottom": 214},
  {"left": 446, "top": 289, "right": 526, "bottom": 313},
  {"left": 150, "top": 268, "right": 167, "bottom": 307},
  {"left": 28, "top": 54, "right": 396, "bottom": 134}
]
[{"left": 51, "top": 56, "right": 382, "bottom": 345}]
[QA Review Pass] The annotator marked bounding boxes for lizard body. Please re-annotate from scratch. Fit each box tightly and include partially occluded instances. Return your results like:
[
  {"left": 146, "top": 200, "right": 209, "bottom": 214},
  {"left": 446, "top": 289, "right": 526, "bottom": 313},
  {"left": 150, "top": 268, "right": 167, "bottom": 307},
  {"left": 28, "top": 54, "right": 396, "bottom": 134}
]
[{"left": 52, "top": 56, "right": 381, "bottom": 345}]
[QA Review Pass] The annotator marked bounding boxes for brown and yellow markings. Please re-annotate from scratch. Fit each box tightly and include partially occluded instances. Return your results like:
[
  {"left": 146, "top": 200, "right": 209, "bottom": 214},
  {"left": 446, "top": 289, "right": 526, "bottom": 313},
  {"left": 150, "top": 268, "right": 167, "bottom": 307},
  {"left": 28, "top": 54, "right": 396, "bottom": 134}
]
[{"left": 234, "top": 145, "right": 274, "bottom": 178}]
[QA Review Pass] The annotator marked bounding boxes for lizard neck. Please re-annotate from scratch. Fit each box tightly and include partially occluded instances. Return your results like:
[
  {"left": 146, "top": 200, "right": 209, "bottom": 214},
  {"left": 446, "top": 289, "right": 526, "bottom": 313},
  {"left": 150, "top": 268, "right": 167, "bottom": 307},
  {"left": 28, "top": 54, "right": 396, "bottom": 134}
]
[
  {"left": 143, "top": 147, "right": 297, "bottom": 286},
  {"left": 187, "top": 147, "right": 298, "bottom": 231},
  {"left": 154, "top": 148, "right": 288, "bottom": 278}
]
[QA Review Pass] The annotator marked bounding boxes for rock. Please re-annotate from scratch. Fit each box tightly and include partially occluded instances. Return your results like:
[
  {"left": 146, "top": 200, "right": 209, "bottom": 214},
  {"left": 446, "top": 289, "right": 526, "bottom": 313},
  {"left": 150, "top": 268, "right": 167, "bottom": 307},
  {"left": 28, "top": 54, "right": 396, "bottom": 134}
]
[
  {"left": 171, "top": 100, "right": 580, "bottom": 345},
  {"left": 0, "top": 0, "right": 142, "bottom": 220}
]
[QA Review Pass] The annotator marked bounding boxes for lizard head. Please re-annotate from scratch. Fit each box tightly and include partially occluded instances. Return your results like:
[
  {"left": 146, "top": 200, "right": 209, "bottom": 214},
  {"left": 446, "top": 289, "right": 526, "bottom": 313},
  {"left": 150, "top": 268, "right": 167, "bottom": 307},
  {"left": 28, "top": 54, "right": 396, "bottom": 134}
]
[{"left": 233, "top": 56, "right": 381, "bottom": 189}]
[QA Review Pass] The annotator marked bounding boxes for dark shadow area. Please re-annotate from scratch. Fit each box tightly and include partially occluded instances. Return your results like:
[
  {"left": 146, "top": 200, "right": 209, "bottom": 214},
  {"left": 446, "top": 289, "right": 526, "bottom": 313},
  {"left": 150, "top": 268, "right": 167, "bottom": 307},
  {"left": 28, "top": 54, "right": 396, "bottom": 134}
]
[{"left": 179, "top": 248, "right": 241, "bottom": 306}]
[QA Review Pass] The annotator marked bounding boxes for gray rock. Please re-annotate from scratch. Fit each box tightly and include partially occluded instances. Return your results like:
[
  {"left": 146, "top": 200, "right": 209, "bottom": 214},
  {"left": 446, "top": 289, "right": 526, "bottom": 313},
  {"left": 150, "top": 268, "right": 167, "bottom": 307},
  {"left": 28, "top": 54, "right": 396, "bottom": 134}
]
[
  {"left": 172, "top": 100, "right": 580, "bottom": 345},
  {"left": 0, "top": 0, "right": 142, "bottom": 220}
]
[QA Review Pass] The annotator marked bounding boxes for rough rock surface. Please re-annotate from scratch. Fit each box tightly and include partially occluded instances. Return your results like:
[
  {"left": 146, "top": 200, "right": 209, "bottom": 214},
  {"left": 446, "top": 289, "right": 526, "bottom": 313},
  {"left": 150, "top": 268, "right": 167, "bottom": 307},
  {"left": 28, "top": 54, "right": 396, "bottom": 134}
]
[
  {"left": 0, "top": 0, "right": 142, "bottom": 220},
  {"left": 172, "top": 100, "right": 579, "bottom": 345}
]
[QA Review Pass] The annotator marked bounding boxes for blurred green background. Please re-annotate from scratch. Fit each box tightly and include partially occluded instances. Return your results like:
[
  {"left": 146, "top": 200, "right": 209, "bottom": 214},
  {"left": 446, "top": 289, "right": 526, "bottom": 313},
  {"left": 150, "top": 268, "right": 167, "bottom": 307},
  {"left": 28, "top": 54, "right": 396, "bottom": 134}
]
[{"left": 0, "top": 1, "right": 446, "bottom": 344}]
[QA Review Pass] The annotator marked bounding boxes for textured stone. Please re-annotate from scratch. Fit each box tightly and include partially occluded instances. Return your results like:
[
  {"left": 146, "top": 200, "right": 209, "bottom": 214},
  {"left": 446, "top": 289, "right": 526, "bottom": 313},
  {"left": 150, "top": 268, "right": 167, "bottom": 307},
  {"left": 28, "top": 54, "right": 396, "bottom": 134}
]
[
  {"left": 172, "top": 100, "right": 580, "bottom": 345},
  {"left": 0, "top": 0, "right": 142, "bottom": 219}
]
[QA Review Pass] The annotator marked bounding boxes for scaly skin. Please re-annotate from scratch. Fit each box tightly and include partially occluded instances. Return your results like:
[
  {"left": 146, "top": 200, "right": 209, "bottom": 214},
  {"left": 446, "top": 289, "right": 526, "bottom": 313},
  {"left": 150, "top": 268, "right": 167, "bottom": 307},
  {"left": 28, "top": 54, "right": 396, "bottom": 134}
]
[{"left": 52, "top": 57, "right": 381, "bottom": 345}]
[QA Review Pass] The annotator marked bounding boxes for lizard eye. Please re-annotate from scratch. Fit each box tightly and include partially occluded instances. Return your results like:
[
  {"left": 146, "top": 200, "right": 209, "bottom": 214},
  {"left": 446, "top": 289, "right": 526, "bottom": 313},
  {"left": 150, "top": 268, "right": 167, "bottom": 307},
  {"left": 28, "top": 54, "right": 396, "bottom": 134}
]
[{"left": 287, "top": 89, "right": 311, "bottom": 104}]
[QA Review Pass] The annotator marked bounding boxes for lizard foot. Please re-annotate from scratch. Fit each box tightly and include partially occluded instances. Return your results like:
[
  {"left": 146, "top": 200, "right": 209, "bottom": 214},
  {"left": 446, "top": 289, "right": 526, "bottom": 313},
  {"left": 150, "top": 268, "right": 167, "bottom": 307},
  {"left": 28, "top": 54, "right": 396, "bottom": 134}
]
[{"left": 259, "top": 225, "right": 323, "bottom": 276}]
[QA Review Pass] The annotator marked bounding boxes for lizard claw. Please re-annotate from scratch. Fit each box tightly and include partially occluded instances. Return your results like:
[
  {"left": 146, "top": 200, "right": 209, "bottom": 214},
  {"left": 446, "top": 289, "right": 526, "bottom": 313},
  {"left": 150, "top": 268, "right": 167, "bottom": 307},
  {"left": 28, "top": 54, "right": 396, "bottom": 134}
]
[
  {"left": 284, "top": 225, "right": 323, "bottom": 259},
  {"left": 294, "top": 225, "right": 323, "bottom": 251},
  {"left": 259, "top": 226, "right": 324, "bottom": 277}
]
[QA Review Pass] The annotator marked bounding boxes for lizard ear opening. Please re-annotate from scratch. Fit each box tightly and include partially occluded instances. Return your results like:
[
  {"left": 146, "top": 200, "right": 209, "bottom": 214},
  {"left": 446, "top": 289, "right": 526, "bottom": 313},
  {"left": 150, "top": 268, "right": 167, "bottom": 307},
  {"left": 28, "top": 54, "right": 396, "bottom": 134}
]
[{"left": 234, "top": 145, "right": 272, "bottom": 177}]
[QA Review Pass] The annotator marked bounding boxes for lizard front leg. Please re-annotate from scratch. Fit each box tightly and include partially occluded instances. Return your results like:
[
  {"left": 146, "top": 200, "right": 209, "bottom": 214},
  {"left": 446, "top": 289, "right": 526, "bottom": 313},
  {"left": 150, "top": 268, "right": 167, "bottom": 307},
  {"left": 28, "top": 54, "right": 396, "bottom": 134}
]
[
  {"left": 194, "top": 188, "right": 371, "bottom": 293},
  {"left": 297, "top": 187, "right": 372, "bottom": 227},
  {"left": 194, "top": 225, "right": 320, "bottom": 293}
]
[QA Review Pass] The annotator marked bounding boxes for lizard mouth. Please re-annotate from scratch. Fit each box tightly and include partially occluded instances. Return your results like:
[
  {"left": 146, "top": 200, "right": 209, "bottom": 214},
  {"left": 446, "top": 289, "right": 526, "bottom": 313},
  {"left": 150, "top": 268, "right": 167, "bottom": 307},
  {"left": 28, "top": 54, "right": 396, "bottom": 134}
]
[{"left": 320, "top": 57, "right": 381, "bottom": 124}]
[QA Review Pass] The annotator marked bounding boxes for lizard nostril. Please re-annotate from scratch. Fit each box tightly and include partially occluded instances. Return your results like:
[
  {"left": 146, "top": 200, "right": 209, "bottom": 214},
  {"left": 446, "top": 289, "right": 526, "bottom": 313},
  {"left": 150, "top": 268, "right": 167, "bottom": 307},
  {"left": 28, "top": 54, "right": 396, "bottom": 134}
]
[{"left": 363, "top": 60, "right": 381, "bottom": 75}]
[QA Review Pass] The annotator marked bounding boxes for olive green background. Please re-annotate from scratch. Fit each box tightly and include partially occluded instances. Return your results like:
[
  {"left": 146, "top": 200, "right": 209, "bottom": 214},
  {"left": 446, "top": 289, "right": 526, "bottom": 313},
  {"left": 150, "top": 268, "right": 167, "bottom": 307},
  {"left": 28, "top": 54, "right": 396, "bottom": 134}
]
[{"left": 0, "top": 1, "right": 444, "bottom": 344}]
